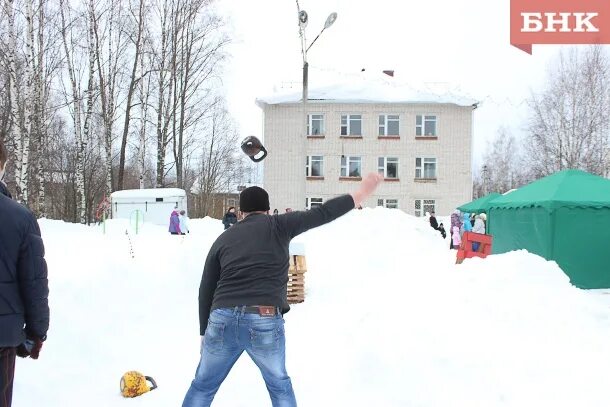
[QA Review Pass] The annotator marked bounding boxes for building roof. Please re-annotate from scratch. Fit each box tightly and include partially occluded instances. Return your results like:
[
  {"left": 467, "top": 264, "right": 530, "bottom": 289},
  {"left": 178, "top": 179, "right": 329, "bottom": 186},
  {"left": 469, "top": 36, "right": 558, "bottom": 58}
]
[
  {"left": 256, "top": 71, "right": 478, "bottom": 108},
  {"left": 111, "top": 188, "right": 186, "bottom": 199}
]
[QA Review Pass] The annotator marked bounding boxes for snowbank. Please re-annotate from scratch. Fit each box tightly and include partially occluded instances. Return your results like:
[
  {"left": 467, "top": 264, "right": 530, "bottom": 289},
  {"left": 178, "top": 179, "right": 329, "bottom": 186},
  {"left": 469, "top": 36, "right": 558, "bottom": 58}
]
[{"left": 14, "top": 210, "right": 610, "bottom": 406}]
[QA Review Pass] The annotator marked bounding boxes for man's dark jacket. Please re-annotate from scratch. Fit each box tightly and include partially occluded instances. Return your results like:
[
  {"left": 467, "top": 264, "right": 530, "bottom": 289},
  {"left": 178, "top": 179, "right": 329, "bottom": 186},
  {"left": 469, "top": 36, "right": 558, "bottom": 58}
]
[
  {"left": 222, "top": 212, "right": 238, "bottom": 230},
  {"left": 0, "top": 183, "right": 49, "bottom": 346},
  {"left": 199, "top": 194, "right": 354, "bottom": 334},
  {"left": 429, "top": 215, "right": 439, "bottom": 230}
]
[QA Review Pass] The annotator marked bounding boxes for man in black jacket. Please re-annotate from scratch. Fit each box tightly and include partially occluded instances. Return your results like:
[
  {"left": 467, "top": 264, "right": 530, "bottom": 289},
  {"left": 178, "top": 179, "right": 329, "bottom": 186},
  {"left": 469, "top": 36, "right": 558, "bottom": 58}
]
[
  {"left": 183, "top": 173, "right": 383, "bottom": 407},
  {"left": 0, "top": 141, "right": 49, "bottom": 407}
]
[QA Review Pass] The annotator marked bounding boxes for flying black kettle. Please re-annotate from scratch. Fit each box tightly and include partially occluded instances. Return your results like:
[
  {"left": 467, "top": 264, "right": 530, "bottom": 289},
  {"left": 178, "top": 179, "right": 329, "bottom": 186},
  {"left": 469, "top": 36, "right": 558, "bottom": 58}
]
[{"left": 241, "top": 136, "right": 267, "bottom": 162}]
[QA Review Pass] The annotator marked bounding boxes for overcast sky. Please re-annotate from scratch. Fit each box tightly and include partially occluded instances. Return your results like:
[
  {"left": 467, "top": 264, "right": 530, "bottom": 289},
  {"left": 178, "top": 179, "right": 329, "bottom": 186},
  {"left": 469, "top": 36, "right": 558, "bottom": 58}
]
[{"left": 214, "top": 0, "right": 568, "bottom": 172}]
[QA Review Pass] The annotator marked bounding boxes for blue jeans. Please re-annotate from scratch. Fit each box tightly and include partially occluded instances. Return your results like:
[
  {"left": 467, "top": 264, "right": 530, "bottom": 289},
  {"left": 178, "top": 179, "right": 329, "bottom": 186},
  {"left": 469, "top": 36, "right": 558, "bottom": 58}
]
[{"left": 182, "top": 307, "right": 297, "bottom": 407}]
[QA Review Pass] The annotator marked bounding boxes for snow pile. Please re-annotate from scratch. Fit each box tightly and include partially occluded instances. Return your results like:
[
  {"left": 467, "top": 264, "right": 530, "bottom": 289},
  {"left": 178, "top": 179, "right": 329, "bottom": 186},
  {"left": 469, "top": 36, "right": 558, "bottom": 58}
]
[{"left": 13, "top": 210, "right": 610, "bottom": 406}]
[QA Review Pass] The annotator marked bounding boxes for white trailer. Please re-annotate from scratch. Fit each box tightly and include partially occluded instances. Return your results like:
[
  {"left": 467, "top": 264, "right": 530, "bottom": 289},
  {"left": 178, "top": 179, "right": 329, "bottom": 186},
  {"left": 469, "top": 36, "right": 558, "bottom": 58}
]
[{"left": 110, "top": 188, "right": 187, "bottom": 226}]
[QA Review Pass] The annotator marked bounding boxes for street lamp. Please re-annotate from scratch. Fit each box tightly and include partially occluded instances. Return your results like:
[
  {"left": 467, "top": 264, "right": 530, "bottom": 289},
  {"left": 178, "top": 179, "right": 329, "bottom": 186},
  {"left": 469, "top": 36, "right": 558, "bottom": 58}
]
[{"left": 295, "top": 0, "right": 337, "bottom": 208}]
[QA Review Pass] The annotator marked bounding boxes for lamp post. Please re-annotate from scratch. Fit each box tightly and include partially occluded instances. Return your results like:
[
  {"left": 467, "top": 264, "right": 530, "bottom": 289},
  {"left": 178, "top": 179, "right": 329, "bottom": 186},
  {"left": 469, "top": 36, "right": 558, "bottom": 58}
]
[{"left": 295, "top": 0, "right": 336, "bottom": 208}]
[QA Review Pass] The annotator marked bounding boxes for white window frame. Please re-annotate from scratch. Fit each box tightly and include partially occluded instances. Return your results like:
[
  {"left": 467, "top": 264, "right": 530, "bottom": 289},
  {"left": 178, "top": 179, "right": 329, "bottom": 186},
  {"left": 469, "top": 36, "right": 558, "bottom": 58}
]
[
  {"left": 307, "top": 114, "right": 325, "bottom": 136},
  {"left": 377, "top": 198, "right": 399, "bottom": 209},
  {"left": 415, "top": 157, "right": 437, "bottom": 179},
  {"left": 340, "top": 114, "right": 362, "bottom": 136},
  {"left": 378, "top": 114, "right": 400, "bottom": 136},
  {"left": 306, "top": 155, "right": 324, "bottom": 177},
  {"left": 340, "top": 156, "right": 362, "bottom": 178},
  {"left": 414, "top": 199, "right": 436, "bottom": 217},
  {"left": 377, "top": 157, "right": 399, "bottom": 179},
  {"left": 416, "top": 115, "right": 437, "bottom": 136},
  {"left": 306, "top": 197, "right": 323, "bottom": 210}
]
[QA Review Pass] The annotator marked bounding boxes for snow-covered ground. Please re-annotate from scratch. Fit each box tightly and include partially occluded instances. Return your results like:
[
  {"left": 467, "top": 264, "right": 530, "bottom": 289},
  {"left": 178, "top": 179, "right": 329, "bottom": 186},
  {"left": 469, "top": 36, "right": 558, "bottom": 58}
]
[{"left": 14, "top": 208, "right": 610, "bottom": 406}]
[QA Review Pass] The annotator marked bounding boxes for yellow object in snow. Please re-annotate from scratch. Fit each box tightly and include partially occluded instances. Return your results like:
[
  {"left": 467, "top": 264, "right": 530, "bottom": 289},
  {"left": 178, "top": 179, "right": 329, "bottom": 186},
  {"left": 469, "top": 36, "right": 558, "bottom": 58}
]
[{"left": 120, "top": 371, "right": 158, "bottom": 398}]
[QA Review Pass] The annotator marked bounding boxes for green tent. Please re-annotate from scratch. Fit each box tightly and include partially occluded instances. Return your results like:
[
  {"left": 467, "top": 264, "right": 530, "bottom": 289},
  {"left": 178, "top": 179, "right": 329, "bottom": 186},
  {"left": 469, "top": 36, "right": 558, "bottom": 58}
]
[
  {"left": 457, "top": 192, "right": 502, "bottom": 213},
  {"left": 487, "top": 170, "right": 610, "bottom": 289}
]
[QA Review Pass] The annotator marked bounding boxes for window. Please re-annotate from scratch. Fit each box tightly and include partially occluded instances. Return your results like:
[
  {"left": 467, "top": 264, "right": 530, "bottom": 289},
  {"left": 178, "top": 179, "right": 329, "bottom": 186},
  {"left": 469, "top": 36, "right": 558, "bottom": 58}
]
[
  {"left": 416, "top": 115, "right": 437, "bottom": 136},
  {"left": 340, "top": 115, "right": 362, "bottom": 136},
  {"left": 414, "top": 199, "right": 436, "bottom": 217},
  {"left": 307, "top": 114, "right": 324, "bottom": 136},
  {"left": 306, "top": 197, "right": 323, "bottom": 209},
  {"left": 379, "top": 115, "right": 400, "bottom": 136},
  {"left": 340, "top": 156, "right": 362, "bottom": 178},
  {"left": 415, "top": 157, "right": 437, "bottom": 179},
  {"left": 378, "top": 157, "right": 399, "bottom": 179},
  {"left": 306, "top": 155, "right": 324, "bottom": 177},
  {"left": 377, "top": 198, "right": 398, "bottom": 209}
]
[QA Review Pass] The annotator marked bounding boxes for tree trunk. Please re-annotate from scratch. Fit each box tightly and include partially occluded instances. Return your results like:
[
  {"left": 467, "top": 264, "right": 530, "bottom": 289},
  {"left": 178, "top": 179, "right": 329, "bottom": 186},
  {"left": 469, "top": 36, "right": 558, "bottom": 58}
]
[
  {"left": 7, "top": 0, "right": 22, "bottom": 196},
  {"left": 117, "top": 0, "right": 145, "bottom": 190},
  {"left": 60, "top": 0, "right": 85, "bottom": 223}
]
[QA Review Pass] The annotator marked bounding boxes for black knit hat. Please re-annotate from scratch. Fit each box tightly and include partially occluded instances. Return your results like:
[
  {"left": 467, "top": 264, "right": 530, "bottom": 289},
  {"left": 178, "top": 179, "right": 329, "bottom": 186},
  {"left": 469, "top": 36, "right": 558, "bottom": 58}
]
[{"left": 239, "top": 186, "right": 270, "bottom": 213}]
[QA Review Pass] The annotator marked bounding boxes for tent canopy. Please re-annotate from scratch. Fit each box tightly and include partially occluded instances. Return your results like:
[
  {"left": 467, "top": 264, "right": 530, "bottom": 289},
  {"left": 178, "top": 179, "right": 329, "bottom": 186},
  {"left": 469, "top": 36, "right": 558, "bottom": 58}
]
[
  {"left": 457, "top": 192, "right": 501, "bottom": 213},
  {"left": 488, "top": 170, "right": 610, "bottom": 210}
]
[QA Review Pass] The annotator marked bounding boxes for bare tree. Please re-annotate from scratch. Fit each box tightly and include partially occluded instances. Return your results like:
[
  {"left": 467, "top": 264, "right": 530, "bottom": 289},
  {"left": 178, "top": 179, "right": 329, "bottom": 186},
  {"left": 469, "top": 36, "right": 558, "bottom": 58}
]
[
  {"left": 59, "top": 0, "right": 87, "bottom": 222},
  {"left": 477, "top": 127, "right": 526, "bottom": 196},
  {"left": 91, "top": 0, "right": 126, "bottom": 197},
  {"left": 524, "top": 46, "right": 610, "bottom": 178},
  {"left": 6, "top": 0, "right": 23, "bottom": 198},
  {"left": 117, "top": 0, "right": 145, "bottom": 190},
  {"left": 192, "top": 105, "right": 241, "bottom": 216}
]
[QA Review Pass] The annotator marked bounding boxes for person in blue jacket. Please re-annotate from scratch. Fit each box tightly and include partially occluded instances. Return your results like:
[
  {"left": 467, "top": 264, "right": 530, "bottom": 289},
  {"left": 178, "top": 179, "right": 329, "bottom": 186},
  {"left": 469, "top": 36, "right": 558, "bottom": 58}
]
[{"left": 0, "top": 140, "right": 49, "bottom": 407}]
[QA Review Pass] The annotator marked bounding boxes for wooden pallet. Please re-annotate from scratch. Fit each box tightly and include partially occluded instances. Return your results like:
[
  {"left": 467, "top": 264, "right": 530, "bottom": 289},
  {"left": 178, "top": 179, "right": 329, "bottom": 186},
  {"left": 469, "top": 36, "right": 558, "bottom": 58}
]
[{"left": 287, "top": 255, "right": 307, "bottom": 304}]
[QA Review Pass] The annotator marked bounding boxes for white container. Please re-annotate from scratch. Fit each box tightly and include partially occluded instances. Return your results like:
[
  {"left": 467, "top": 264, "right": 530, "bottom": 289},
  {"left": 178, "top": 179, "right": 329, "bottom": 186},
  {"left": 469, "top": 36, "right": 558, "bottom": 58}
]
[{"left": 110, "top": 188, "right": 187, "bottom": 226}]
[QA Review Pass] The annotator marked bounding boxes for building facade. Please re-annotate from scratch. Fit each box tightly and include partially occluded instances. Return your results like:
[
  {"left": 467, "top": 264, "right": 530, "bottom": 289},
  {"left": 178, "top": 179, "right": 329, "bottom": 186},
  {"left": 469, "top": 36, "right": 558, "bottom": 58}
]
[{"left": 257, "top": 87, "right": 476, "bottom": 216}]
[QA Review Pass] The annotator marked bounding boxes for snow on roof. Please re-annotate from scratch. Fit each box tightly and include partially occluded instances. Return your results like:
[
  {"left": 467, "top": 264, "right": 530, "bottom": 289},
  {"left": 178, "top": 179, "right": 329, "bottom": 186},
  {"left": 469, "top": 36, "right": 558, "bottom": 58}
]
[
  {"left": 256, "top": 70, "right": 478, "bottom": 107},
  {"left": 111, "top": 188, "right": 186, "bottom": 199}
]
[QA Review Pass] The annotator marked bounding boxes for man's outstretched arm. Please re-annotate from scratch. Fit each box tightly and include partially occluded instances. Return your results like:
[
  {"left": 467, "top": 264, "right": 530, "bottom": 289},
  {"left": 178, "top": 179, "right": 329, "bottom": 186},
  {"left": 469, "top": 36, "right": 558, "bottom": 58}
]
[{"left": 280, "top": 173, "right": 383, "bottom": 239}]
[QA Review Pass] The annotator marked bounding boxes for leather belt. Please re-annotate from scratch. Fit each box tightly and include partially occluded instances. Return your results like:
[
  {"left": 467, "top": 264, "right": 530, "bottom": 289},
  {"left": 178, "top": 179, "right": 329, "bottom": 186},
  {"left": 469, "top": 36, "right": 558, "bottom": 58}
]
[{"left": 243, "top": 305, "right": 277, "bottom": 316}]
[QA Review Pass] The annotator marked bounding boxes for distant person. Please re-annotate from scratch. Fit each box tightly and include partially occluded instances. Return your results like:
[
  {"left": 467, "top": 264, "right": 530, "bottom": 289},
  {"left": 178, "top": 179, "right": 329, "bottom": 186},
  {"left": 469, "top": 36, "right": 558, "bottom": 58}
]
[
  {"left": 460, "top": 212, "right": 472, "bottom": 237},
  {"left": 179, "top": 210, "right": 190, "bottom": 235},
  {"left": 471, "top": 214, "right": 486, "bottom": 251},
  {"left": 449, "top": 211, "right": 462, "bottom": 249},
  {"left": 273, "top": 209, "right": 279, "bottom": 215},
  {"left": 451, "top": 225, "right": 461, "bottom": 249},
  {"left": 429, "top": 212, "right": 439, "bottom": 230},
  {"left": 285, "top": 208, "right": 293, "bottom": 213},
  {"left": 0, "top": 140, "right": 49, "bottom": 407},
  {"left": 438, "top": 222, "right": 447, "bottom": 239},
  {"left": 182, "top": 173, "right": 383, "bottom": 407},
  {"left": 470, "top": 213, "right": 476, "bottom": 228},
  {"left": 479, "top": 213, "right": 487, "bottom": 228},
  {"left": 169, "top": 208, "right": 182, "bottom": 235},
  {"left": 222, "top": 207, "right": 237, "bottom": 230}
]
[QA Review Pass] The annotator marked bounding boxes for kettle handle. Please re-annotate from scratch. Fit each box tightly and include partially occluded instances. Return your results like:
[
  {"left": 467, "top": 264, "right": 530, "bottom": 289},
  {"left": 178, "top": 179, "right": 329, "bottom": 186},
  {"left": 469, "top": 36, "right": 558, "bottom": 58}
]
[
  {"left": 249, "top": 146, "right": 267, "bottom": 162},
  {"left": 145, "top": 376, "right": 158, "bottom": 391}
]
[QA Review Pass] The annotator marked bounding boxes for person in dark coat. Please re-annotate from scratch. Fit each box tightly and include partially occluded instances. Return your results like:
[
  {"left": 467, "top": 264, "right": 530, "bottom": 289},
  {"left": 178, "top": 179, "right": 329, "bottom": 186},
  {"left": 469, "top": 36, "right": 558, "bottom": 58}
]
[
  {"left": 0, "top": 141, "right": 49, "bottom": 407},
  {"left": 438, "top": 222, "right": 447, "bottom": 239},
  {"left": 182, "top": 173, "right": 383, "bottom": 407},
  {"left": 222, "top": 206, "right": 238, "bottom": 230},
  {"left": 429, "top": 212, "right": 439, "bottom": 230}
]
